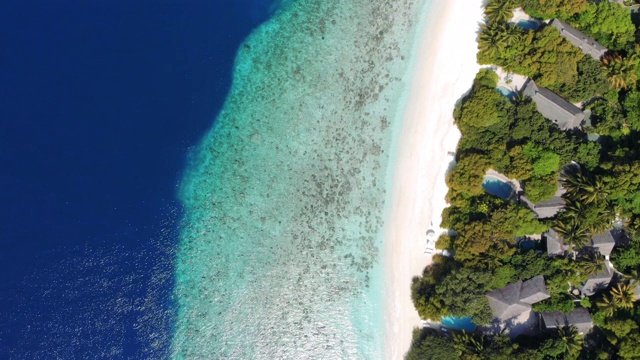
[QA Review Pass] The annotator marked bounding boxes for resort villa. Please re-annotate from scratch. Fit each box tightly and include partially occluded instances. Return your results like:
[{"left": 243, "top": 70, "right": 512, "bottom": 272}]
[
  {"left": 545, "top": 229, "right": 618, "bottom": 258},
  {"left": 520, "top": 180, "right": 567, "bottom": 219},
  {"left": 580, "top": 266, "right": 614, "bottom": 296},
  {"left": 591, "top": 230, "right": 619, "bottom": 258},
  {"left": 550, "top": 19, "right": 608, "bottom": 60},
  {"left": 545, "top": 228, "right": 568, "bottom": 256},
  {"left": 522, "top": 80, "right": 585, "bottom": 131},
  {"left": 486, "top": 275, "right": 550, "bottom": 321},
  {"left": 541, "top": 224, "right": 618, "bottom": 297},
  {"left": 478, "top": 160, "right": 620, "bottom": 326},
  {"left": 498, "top": 18, "right": 609, "bottom": 132},
  {"left": 427, "top": 7, "right": 630, "bottom": 343},
  {"left": 541, "top": 308, "right": 593, "bottom": 334}
]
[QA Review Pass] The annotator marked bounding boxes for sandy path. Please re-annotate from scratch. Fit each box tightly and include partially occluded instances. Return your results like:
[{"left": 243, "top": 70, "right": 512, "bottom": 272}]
[{"left": 384, "top": 0, "right": 484, "bottom": 358}]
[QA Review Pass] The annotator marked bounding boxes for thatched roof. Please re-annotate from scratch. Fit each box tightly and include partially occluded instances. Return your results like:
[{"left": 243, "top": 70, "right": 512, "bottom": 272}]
[
  {"left": 522, "top": 80, "right": 585, "bottom": 131},
  {"left": 580, "top": 266, "right": 613, "bottom": 296},
  {"left": 591, "top": 230, "right": 616, "bottom": 257},
  {"left": 486, "top": 275, "right": 550, "bottom": 321},
  {"left": 550, "top": 19, "right": 608, "bottom": 60},
  {"left": 542, "top": 308, "right": 593, "bottom": 334},
  {"left": 546, "top": 228, "right": 568, "bottom": 256},
  {"left": 520, "top": 275, "right": 552, "bottom": 304}
]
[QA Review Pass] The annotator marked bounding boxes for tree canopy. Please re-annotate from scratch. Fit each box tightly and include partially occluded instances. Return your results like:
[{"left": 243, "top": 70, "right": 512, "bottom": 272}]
[
  {"left": 520, "top": 0, "right": 587, "bottom": 20},
  {"left": 575, "top": 1, "right": 636, "bottom": 50},
  {"left": 409, "top": 1, "right": 640, "bottom": 358}
]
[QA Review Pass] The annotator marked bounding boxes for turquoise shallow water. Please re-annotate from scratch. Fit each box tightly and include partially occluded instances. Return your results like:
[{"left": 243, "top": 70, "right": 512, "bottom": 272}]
[{"left": 172, "top": 0, "right": 432, "bottom": 358}]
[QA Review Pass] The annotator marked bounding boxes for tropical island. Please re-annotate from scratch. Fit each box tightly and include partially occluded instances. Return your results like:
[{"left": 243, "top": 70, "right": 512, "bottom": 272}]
[{"left": 407, "top": 0, "right": 640, "bottom": 358}]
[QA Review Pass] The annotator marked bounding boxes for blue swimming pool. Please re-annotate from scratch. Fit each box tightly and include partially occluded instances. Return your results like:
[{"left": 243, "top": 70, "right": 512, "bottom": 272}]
[
  {"left": 519, "top": 239, "right": 538, "bottom": 250},
  {"left": 483, "top": 177, "right": 514, "bottom": 200},
  {"left": 517, "top": 20, "right": 540, "bottom": 30},
  {"left": 442, "top": 316, "right": 477, "bottom": 331},
  {"left": 496, "top": 86, "right": 515, "bottom": 100}
]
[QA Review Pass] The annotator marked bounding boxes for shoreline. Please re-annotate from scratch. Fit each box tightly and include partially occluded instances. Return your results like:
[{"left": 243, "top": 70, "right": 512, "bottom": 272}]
[{"left": 383, "top": 0, "right": 484, "bottom": 358}]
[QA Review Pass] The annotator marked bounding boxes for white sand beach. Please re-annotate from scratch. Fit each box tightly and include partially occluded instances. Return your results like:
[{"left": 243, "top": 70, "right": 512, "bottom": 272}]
[{"left": 384, "top": 0, "right": 484, "bottom": 358}]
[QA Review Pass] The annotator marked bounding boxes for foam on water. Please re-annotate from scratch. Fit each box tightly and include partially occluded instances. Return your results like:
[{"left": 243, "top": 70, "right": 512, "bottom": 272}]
[{"left": 172, "top": 0, "right": 431, "bottom": 358}]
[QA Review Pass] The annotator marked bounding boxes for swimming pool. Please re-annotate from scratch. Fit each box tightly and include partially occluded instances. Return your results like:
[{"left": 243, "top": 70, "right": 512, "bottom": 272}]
[
  {"left": 482, "top": 176, "right": 514, "bottom": 200},
  {"left": 441, "top": 316, "right": 477, "bottom": 331},
  {"left": 519, "top": 239, "right": 538, "bottom": 250},
  {"left": 496, "top": 86, "right": 515, "bottom": 100},
  {"left": 517, "top": 20, "right": 540, "bottom": 30}
]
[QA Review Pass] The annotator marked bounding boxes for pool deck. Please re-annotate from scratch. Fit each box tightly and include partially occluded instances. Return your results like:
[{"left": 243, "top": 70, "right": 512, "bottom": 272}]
[
  {"left": 494, "top": 67, "right": 528, "bottom": 93},
  {"left": 509, "top": 8, "right": 533, "bottom": 23},
  {"left": 509, "top": 8, "right": 545, "bottom": 28}
]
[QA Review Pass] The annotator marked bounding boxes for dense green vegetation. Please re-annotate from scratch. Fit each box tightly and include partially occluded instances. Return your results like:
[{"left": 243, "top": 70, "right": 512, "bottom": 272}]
[
  {"left": 478, "top": 22, "right": 610, "bottom": 102},
  {"left": 407, "top": 1, "right": 640, "bottom": 358},
  {"left": 411, "top": 67, "right": 599, "bottom": 324},
  {"left": 478, "top": 0, "right": 639, "bottom": 102},
  {"left": 574, "top": 1, "right": 636, "bottom": 50},
  {"left": 409, "top": 280, "right": 640, "bottom": 359},
  {"left": 519, "top": 0, "right": 586, "bottom": 20}
]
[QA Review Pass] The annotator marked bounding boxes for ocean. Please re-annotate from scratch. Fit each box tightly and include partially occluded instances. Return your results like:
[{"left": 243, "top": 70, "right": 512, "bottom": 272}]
[
  {"left": 1, "top": 0, "right": 432, "bottom": 358},
  {"left": 173, "top": 0, "right": 430, "bottom": 358},
  {"left": 0, "top": 1, "right": 273, "bottom": 358}
]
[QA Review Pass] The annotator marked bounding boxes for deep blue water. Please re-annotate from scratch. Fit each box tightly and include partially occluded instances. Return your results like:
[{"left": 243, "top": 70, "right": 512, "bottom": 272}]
[{"left": 0, "top": 1, "right": 274, "bottom": 357}]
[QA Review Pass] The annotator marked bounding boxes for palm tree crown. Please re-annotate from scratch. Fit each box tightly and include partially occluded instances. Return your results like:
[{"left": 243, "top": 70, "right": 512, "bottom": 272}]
[
  {"left": 478, "top": 22, "right": 522, "bottom": 58},
  {"left": 554, "top": 217, "right": 589, "bottom": 252},
  {"left": 597, "top": 294, "right": 617, "bottom": 317},
  {"left": 561, "top": 166, "right": 611, "bottom": 206},
  {"left": 601, "top": 53, "right": 638, "bottom": 90},
  {"left": 577, "top": 250, "right": 605, "bottom": 276},
  {"left": 557, "top": 326, "right": 584, "bottom": 357},
  {"left": 485, "top": 0, "right": 516, "bottom": 24},
  {"left": 610, "top": 283, "right": 636, "bottom": 309}
]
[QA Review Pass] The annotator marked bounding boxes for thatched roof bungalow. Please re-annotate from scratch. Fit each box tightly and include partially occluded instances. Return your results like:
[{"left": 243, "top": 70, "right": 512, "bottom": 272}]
[
  {"left": 541, "top": 308, "right": 593, "bottom": 334},
  {"left": 522, "top": 80, "right": 585, "bottom": 131},
  {"left": 486, "top": 275, "right": 551, "bottom": 321},
  {"left": 550, "top": 19, "right": 608, "bottom": 60}
]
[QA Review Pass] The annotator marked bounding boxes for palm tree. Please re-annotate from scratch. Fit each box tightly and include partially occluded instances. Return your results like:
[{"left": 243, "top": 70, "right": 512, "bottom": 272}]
[
  {"left": 578, "top": 250, "right": 605, "bottom": 276},
  {"left": 478, "top": 23, "right": 502, "bottom": 58},
  {"left": 622, "top": 270, "right": 640, "bottom": 283},
  {"left": 502, "top": 24, "right": 522, "bottom": 47},
  {"left": 485, "top": 0, "right": 516, "bottom": 24},
  {"left": 601, "top": 53, "right": 638, "bottom": 90},
  {"left": 453, "top": 331, "right": 485, "bottom": 354},
  {"left": 554, "top": 217, "right": 590, "bottom": 252},
  {"left": 557, "top": 326, "right": 584, "bottom": 357},
  {"left": 564, "top": 200, "right": 587, "bottom": 218},
  {"left": 561, "top": 165, "right": 591, "bottom": 198},
  {"left": 560, "top": 165, "right": 611, "bottom": 204},
  {"left": 586, "top": 208, "right": 614, "bottom": 236},
  {"left": 512, "top": 91, "right": 528, "bottom": 105},
  {"left": 478, "top": 22, "right": 522, "bottom": 58},
  {"left": 597, "top": 294, "right": 617, "bottom": 317},
  {"left": 579, "top": 176, "right": 611, "bottom": 205},
  {"left": 610, "top": 283, "right": 636, "bottom": 309},
  {"left": 565, "top": 201, "right": 613, "bottom": 236}
]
